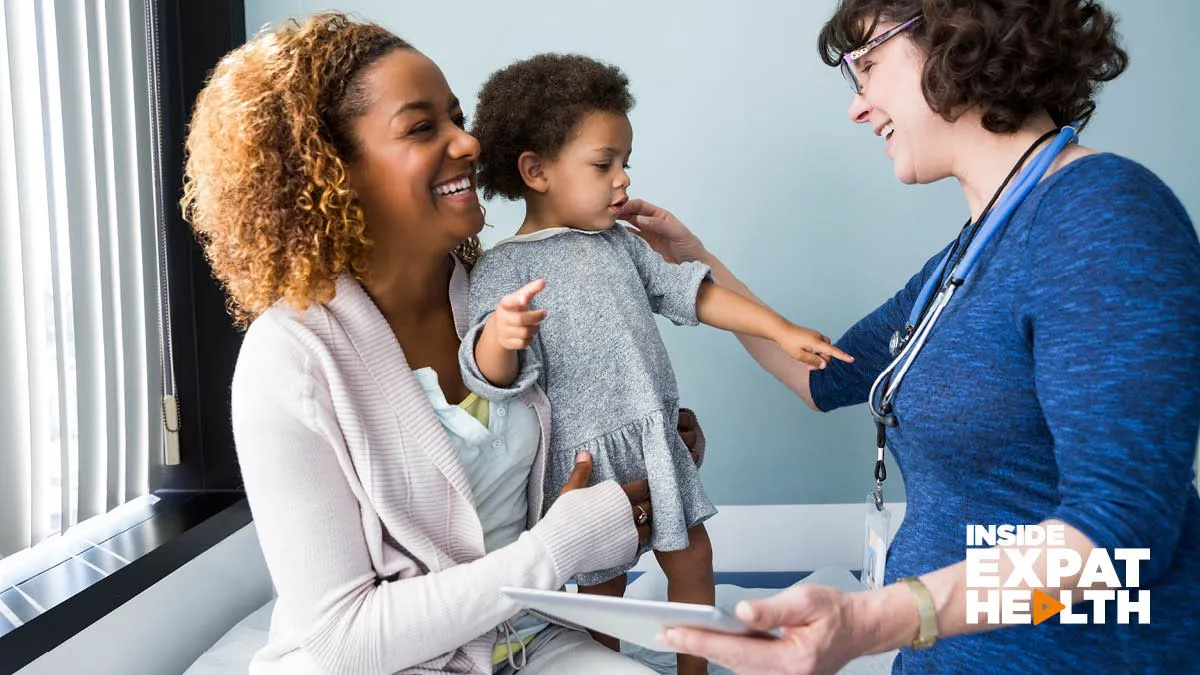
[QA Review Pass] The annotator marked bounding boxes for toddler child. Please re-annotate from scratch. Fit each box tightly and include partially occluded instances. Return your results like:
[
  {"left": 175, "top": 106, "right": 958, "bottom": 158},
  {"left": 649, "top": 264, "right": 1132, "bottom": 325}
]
[{"left": 459, "top": 53, "right": 852, "bottom": 675}]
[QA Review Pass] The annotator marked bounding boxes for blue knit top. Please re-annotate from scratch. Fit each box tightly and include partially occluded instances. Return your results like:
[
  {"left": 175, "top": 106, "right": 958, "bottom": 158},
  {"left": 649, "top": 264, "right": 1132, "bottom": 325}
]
[{"left": 810, "top": 154, "right": 1200, "bottom": 674}]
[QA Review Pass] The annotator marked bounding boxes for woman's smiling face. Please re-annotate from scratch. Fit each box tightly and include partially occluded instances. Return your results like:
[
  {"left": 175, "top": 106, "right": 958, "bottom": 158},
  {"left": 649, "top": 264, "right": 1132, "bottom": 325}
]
[
  {"left": 347, "top": 49, "right": 484, "bottom": 258},
  {"left": 845, "top": 22, "right": 958, "bottom": 185}
]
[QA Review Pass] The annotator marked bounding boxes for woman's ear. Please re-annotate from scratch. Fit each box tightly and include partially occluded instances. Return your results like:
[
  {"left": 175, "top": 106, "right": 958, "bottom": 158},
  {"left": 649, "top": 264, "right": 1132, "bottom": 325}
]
[{"left": 518, "top": 151, "right": 550, "bottom": 193}]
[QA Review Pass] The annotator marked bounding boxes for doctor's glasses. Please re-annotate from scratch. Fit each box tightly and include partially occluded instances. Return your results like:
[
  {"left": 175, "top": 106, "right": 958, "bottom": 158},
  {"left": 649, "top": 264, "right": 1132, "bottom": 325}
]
[{"left": 840, "top": 15, "right": 921, "bottom": 95}]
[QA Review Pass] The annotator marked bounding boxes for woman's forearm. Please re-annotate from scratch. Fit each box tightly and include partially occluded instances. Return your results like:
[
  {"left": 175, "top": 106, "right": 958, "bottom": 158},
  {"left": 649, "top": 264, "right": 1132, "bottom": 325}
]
[
  {"left": 855, "top": 519, "right": 1099, "bottom": 653},
  {"left": 697, "top": 251, "right": 819, "bottom": 410}
]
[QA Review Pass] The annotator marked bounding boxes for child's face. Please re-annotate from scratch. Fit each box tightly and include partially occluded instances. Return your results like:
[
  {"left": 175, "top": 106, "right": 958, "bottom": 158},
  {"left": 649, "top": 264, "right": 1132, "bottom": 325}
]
[{"left": 541, "top": 111, "right": 633, "bottom": 231}]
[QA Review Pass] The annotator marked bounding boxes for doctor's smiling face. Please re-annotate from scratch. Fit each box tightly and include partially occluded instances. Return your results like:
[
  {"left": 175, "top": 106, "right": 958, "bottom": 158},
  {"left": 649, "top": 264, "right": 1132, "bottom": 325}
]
[{"left": 836, "top": 18, "right": 959, "bottom": 186}]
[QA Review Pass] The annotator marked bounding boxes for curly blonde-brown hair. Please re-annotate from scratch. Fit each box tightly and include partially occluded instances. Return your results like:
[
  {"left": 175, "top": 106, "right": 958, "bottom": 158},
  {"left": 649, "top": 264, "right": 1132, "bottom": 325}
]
[{"left": 181, "top": 12, "right": 481, "bottom": 326}]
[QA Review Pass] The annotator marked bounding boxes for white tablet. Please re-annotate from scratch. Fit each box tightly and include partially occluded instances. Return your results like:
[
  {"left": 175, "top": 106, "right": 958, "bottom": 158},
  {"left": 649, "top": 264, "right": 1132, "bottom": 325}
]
[{"left": 500, "top": 586, "right": 778, "bottom": 653}]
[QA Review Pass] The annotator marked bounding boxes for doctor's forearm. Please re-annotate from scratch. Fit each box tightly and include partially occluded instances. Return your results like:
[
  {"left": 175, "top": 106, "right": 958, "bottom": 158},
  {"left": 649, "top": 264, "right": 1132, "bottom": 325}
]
[{"left": 855, "top": 519, "right": 1098, "bottom": 652}]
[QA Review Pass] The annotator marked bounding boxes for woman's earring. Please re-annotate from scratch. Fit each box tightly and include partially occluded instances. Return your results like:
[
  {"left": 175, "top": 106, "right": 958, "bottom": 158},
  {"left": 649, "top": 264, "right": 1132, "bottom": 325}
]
[{"left": 479, "top": 203, "right": 493, "bottom": 228}]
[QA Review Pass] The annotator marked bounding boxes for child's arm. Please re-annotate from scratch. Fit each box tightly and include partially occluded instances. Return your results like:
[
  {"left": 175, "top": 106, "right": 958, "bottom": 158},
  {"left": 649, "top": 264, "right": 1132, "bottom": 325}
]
[
  {"left": 474, "top": 279, "right": 546, "bottom": 387},
  {"left": 696, "top": 282, "right": 853, "bottom": 370},
  {"left": 612, "top": 224, "right": 852, "bottom": 369},
  {"left": 459, "top": 250, "right": 544, "bottom": 399}
]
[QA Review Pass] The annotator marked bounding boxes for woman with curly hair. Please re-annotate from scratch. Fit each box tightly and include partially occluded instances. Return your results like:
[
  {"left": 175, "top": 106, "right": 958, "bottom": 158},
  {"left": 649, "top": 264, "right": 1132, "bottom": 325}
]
[
  {"left": 622, "top": 0, "right": 1200, "bottom": 672},
  {"left": 182, "top": 12, "right": 671, "bottom": 675}
]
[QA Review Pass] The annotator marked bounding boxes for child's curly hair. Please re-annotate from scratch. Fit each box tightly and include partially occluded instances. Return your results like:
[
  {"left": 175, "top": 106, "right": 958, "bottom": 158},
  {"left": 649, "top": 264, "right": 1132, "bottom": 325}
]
[
  {"left": 181, "top": 12, "right": 480, "bottom": 326},
  {"left": 818, "top": 0, "right": 1128, "bottom": 133},
  {"left": 472, "top": 53, "right": 635, "bottom": 201}
]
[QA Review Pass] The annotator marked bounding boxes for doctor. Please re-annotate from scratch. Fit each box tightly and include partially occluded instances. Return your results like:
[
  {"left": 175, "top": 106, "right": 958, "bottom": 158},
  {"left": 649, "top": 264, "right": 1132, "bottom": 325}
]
[{"left": 623, "top": 0, "right": 1200, "bottom": 672}]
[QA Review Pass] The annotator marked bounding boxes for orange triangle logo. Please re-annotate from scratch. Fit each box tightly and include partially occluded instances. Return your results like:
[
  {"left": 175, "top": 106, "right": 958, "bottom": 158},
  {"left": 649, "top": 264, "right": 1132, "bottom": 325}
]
[{"left": 1032, "top": 588, "right": 1065, "bottom": 625}]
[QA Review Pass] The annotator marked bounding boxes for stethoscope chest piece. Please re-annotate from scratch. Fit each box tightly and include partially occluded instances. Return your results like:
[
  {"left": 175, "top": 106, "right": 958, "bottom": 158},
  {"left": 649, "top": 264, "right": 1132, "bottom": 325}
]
[{"left": 889, "top": 325, "right": 912, "bottom": 357}]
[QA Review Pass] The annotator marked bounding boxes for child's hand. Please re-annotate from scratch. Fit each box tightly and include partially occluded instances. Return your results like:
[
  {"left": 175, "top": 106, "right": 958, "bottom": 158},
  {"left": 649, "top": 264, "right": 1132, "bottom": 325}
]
[
  {"left": 775, "top": 324, "right": 854, "bottom": 371},
  {"left": 486, "top": 279, "right": 548, "bottom": 351}
]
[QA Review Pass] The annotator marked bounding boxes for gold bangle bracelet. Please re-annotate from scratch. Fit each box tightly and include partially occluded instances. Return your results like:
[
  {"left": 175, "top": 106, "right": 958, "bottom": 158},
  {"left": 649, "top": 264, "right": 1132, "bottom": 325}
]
[{"left": 899, "top": 576, "right": 938, "bottom": 649}]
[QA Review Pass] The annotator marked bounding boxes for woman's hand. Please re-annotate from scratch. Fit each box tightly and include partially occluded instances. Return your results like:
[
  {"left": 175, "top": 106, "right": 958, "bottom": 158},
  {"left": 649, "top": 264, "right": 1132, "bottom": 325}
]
[
  {"left": 560, "top": 452, "right": 652, "bottom": 544},
  {"left": 618, "top": 199, "right": 708, "bottom": 264},
  {"left": 659, "top": 584, "right": 877, "bottom": 675},
  {"left": 678, "top": 407, "right": 702, "bottom": 466}
]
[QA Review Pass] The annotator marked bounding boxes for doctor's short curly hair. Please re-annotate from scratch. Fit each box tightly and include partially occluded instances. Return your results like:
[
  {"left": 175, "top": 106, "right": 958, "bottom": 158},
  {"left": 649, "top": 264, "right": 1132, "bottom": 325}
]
[
  {"left": 181, "top": 12, "right": 482, "bottom": 326},
  {"left": 472, "top": 53, "right": 635, "bottom": 201},
  {"left": 818, "top": 0, "right": 1128, "bottom": 133}
]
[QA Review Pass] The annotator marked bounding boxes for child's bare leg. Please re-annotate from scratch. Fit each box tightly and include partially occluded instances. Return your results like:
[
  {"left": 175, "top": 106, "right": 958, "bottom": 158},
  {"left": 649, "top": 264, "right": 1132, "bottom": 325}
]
[
  {"left": 654, "top": 524, "right": 715, "bottom": 675},
  {"left": 575, "top": 573, "right": 628, "bottom": 651}
]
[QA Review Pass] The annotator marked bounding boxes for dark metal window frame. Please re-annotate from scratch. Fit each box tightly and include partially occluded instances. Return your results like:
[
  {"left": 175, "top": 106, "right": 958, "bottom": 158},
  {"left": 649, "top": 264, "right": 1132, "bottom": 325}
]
[{"left": 151, "top": 0, "right": 247, "bottom": 494}]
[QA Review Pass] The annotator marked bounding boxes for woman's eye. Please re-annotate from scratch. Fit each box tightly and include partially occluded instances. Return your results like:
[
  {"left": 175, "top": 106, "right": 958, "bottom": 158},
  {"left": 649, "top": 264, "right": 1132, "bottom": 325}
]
[
  {"left": 452, "top": 114, "right": 467, "bottom": 129},
  {"left": 595, "top": 163, "right": 610, "bottom": 171},
  {"left": 409, "top": 121, "right": 434, "bottom": 135},
  {"left": 861, "top": 61, "right": 875, "bottom": 74},
  {"left": 622, "top": 163, "right": 631, "bottom": 170}
]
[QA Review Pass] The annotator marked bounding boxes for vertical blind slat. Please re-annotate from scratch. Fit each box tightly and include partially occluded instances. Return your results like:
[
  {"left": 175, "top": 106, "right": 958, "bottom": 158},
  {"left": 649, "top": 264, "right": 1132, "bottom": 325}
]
[
  {"left": 0, "top": 0, "right": 35, "bottom": 557},
  {"left": 53, "top": 0, "right": 107, "bottom": 523},
  {"left": 86, "top": 0, "right": 126, "bottom": 512},
  {"left": 37, "top": 0, "right": 81, "bottom": 533},
  {"left": 7, "top": 0, "right": 60, "bottom": 547},
  {"left": 127, "top": 0, "right": 161, "bottom": 491},
  {"left": 106, "top": 0, "right": 149, "bottom": 502}
]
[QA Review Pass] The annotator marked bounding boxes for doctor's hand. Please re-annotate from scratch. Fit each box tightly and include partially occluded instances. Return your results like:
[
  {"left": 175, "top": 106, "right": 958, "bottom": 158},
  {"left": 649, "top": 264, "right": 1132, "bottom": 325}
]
[
  {"left": 659, "top": 584, "right": 878, "bottom": 675},
  {"left": 560, "top": 452, "right": 652, "bottom": 544},
  {"left": 618, "top": 199, "right": 708, "bottom": 265}
]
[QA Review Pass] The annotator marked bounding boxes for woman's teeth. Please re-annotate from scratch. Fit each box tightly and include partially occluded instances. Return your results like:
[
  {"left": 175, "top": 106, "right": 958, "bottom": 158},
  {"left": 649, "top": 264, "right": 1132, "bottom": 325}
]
[
  {"left": 883, "top": 123, "right": 895, "bottom": 141},
  {"left": 434, "top": 177, "right": 472, "bottom": 196}
]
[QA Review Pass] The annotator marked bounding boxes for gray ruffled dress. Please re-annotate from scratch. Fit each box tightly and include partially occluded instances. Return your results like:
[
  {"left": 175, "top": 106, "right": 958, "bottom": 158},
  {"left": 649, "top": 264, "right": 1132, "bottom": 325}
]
[{"left": 459, "top": 225, "right": 717, "bottom": 585}]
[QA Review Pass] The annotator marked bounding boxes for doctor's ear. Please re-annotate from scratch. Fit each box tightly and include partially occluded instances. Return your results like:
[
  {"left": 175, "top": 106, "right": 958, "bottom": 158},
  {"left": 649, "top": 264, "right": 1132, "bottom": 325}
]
[{"left": 518, "top": 151, "right": 550, "bottom": 193}]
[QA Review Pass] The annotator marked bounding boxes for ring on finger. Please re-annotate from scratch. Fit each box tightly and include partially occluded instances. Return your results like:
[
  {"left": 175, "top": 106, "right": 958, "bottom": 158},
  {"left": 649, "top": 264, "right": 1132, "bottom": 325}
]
[{"left": 635, "top": 504, "right": 651, "bottom": 526}]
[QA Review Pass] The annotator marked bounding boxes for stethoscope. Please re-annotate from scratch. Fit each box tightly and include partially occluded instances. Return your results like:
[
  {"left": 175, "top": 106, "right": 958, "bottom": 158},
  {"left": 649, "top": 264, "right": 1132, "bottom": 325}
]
[{"left": 867, "top": 125, "right": 1080, "bottom": 510}]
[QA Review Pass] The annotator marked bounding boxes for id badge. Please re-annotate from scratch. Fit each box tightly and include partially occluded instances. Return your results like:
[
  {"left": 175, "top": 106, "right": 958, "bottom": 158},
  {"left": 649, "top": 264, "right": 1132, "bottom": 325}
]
[{"left": 861, "top": 495, "right": 891, "bottom": 590}]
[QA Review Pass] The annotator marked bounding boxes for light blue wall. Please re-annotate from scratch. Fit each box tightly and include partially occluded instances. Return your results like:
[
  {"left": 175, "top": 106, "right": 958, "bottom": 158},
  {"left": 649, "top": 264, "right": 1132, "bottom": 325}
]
[{"left": 243, "top": 1, "right": 1199, "bottom": 505}]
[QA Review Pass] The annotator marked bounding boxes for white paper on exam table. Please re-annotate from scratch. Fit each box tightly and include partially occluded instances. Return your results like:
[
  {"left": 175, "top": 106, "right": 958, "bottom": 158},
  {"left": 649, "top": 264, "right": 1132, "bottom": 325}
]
[{"left": 500, "top": 586, "right": 778, "bottom": 654}]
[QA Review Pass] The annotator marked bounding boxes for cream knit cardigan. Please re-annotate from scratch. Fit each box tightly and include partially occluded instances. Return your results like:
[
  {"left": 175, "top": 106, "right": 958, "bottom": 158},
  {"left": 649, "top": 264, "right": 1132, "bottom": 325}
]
[{"left": 232, "top": 259, "right": 638, "bottom": 674}]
